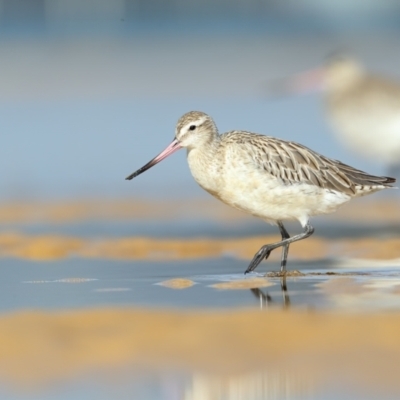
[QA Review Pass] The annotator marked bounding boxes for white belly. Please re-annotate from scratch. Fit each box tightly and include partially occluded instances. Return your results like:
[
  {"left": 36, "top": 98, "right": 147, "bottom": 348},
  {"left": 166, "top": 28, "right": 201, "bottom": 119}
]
[{"left": 219, "top": 165, "right": 351, "bottom": 226}]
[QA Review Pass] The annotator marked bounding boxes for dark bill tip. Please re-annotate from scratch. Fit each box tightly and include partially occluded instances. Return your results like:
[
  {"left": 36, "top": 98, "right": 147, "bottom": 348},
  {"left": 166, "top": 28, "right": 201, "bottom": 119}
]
[
  {"left": 125, "top": 159, "right": 157, "bottom": 180},
  {"left": 125, "top": 138, "right": 182, "bottom": 182}
]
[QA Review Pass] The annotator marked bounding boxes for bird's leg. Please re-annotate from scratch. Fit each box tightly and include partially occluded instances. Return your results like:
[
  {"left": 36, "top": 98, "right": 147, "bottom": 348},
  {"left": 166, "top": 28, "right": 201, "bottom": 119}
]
[
  {"left": 244, "top": 222, "right": 314, "bottom": 274},
  {"left": 277, "top": 221, "right": 290, "bottom": 273}
]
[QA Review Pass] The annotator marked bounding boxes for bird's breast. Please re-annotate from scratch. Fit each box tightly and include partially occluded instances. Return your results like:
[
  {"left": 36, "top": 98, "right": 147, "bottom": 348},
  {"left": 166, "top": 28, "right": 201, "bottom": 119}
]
[{"left": 186, "top": 148, "right": 223, "bottom": 198}]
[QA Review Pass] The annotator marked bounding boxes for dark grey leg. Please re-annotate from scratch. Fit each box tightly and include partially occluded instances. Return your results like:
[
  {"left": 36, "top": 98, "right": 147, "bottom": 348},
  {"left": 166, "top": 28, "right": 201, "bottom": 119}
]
[
  {"left": 277, "top": 221, "right": 290, "bottom": 273},
  {"left": 244, "top": 222, "right": 314, "bottom": 274}
]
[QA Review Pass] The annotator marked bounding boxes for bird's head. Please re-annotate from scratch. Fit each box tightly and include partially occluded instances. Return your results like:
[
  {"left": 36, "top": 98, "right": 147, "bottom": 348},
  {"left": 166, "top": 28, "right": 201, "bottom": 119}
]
[
  {"left": 323, "top": 54, "right": 364, "bottom": 92},
  {"left": 125, "top": 111, "right": 217, "bottom": 180},
  {"left": 175, "top": 111, "right": 218, "bottom": 150}
]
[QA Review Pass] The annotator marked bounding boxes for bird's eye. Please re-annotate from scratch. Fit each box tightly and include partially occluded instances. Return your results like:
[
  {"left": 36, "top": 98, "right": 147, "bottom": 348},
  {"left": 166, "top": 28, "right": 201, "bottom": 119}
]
[{"left": 189, "top": 125, "right": 196, "bottom": 131}]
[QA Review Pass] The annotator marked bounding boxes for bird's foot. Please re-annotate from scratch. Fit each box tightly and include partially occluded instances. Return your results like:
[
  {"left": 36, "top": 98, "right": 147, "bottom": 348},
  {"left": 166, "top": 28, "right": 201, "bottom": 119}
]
[{"left": 244, "top": 246, "right": 272, "bottom": 274}]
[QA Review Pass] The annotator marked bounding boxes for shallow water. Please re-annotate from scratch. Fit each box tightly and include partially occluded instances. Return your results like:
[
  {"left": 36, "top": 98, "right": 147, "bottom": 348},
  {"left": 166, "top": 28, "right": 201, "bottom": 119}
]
[{"left": 2, "top": 257, "right": 399, "bottom": 313}]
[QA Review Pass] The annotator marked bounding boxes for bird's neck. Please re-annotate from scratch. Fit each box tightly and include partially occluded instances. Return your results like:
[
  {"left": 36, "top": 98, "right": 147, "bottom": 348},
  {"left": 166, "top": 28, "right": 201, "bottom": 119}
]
[
  {"left": 188, "top": 132, "right": 220, "bottom": 158},
  {"left": 186, "top": 134, "right": 221, "bottom": 194}
]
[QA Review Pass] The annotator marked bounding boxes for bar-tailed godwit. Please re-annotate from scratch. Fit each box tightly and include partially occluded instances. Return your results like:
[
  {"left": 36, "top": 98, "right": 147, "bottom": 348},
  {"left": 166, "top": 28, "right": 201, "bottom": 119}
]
[
  {"left": 273, "top": 55, "right": 400, "bottom": 177},
  {"left": 126, "top": 111, "right": 396, "bottom": 274}
]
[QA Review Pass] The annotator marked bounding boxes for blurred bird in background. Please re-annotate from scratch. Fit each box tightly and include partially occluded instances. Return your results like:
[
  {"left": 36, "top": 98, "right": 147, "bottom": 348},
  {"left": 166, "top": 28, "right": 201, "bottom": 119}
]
[{"left": 269, "top": 55, "right": 400, "bottom": 179}]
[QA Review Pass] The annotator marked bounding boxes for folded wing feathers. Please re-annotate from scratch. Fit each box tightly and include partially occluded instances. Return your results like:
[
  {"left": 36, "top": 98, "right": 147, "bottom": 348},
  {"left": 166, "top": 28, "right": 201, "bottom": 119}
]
[{"left": 239, "top": 134, "right": 395, "bottom": 193}]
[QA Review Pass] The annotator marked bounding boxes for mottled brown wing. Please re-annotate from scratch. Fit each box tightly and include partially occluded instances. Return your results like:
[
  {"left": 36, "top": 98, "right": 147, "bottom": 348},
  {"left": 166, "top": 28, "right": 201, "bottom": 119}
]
[{"left": 224, "top": 132, "right": 395, "bottom": 194}]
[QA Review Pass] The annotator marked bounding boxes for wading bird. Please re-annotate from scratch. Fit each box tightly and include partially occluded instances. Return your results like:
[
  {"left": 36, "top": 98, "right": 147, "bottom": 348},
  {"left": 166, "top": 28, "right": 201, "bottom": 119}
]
[{"left": 126, "top": 111, "right": 396, "bottom": 274}]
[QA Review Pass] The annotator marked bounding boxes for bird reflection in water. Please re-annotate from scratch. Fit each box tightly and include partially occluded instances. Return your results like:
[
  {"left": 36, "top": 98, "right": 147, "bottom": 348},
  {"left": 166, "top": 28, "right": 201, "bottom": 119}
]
[{"left": 251, "top": 277, "right": 291, "bottom": 309}]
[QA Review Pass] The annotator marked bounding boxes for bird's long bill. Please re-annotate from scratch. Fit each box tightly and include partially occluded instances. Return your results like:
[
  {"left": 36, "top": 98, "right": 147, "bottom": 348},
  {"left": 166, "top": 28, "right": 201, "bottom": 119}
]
[
  {"left": 125, "top": 139, "right": 182, "bottom": 180},
  {"left": 268, "top": 67, "right": 326, "bottom": 97}
]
